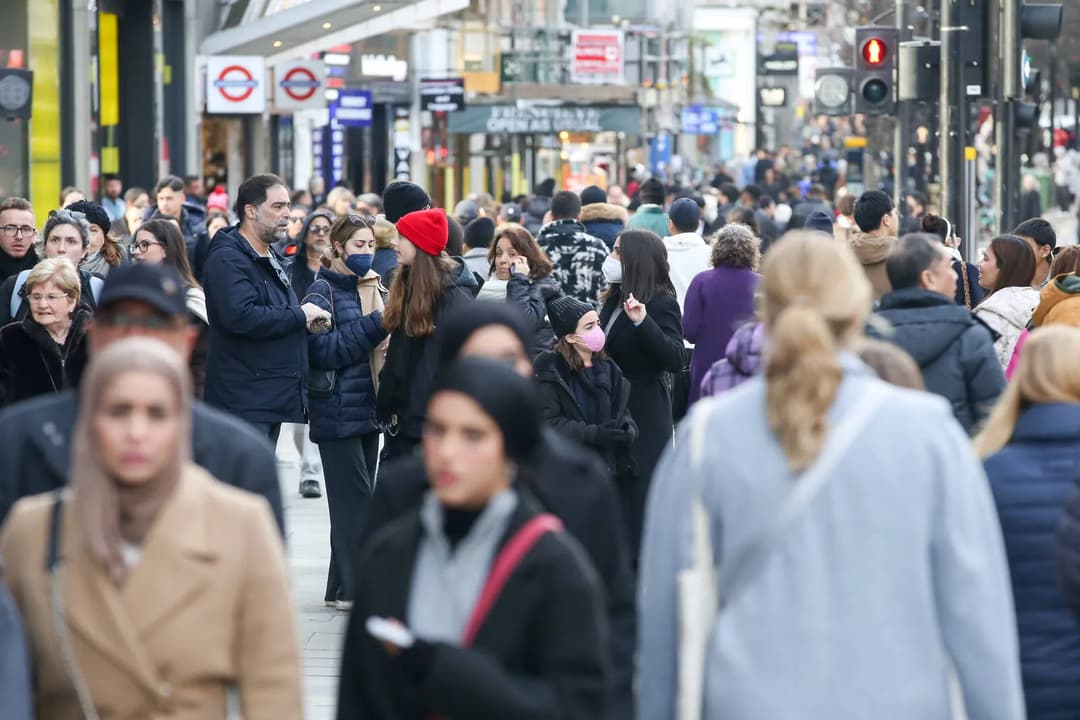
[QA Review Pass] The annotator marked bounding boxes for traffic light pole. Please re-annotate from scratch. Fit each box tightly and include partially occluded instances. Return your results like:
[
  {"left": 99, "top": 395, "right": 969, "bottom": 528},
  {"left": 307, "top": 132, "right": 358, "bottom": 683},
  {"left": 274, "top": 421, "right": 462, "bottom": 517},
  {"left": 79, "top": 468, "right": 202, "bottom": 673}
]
[
  {"left": 939, "top": 1, "right": 969, "bottom": 247},
  {"left": 893, "top": 0, "right": 910, "bottom": 212},
  {"left": 994, "top": 0, "right": 1020, "bottom": 235}
]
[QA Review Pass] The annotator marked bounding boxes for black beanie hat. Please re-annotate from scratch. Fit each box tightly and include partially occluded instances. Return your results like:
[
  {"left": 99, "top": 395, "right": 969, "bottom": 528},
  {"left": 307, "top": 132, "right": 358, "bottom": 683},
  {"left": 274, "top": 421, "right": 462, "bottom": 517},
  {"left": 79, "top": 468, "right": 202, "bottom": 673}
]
[
  {"left": 383, "top": 181, "right": 431, "bottom": 223},
  {"left": 65, "top": 200, "right": 111, "bottom": 235},
  {"left": 464, "top": 216, "right": 496, "bottom": 250},
  {"left": 437, "top": 302, "right": 533, "bottom": 366},
  {"left": 546, "top": 295, "right": 593, "bottom": 339},
  {"left": 579, "top": 185, "right": 607, "bottom": 206},
  {"left": 430, "top": 357, "right": 541, "bottom": 463}
]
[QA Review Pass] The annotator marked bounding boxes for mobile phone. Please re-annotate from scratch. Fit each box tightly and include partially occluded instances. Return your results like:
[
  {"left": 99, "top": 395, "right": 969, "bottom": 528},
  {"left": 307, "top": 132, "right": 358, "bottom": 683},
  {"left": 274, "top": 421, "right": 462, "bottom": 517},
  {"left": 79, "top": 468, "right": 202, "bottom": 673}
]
[{"left": 366, "top": 616, "right": 415, "bottom": 649}]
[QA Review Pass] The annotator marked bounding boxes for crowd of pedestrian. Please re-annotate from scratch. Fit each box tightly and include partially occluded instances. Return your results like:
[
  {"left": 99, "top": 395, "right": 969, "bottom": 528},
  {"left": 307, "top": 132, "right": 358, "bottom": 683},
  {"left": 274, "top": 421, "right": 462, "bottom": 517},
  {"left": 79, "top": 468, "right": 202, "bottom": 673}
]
[{"left": 2, "top": 163, "right": 1080, "bottom": 720}]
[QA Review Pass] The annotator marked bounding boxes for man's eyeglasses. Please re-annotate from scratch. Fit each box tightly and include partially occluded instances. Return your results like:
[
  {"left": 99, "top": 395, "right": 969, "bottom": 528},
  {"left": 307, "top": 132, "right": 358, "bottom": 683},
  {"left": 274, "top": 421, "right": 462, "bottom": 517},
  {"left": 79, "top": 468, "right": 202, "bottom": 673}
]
[
  {"left": 0, "top": 225, "right": 35, "bottom": 238},
  {"left": 308, "top": 225, "right": 332, "bottom": 236},
  {"left": 129, "top": 239, "right": 165, "bottom": 254},
  {"left": 27, "top": 293, "right": 70, "bottom": 304}
]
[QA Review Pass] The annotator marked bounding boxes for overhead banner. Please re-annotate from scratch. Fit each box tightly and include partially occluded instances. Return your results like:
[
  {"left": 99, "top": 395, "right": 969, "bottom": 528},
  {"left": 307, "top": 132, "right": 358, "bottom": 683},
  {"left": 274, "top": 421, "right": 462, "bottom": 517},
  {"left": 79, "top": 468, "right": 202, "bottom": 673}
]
[
  {"left": 273, "top": 60, "right": 325, "bottom": 111},
  {"left": 206, "top": 55, "right": 266, "bottom": 114},
  {"left": 571, "top": 30, "right": 624, "bottom": 85},
  {"left": 448, "top": 105, "right": 641, "bottom": 135}
]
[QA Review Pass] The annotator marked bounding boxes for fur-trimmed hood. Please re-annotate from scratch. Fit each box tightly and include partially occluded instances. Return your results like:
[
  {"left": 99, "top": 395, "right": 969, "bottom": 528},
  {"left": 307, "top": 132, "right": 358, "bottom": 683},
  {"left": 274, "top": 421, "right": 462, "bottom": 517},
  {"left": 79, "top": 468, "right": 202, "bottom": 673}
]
[{"left": 580, "top": 203, "right": 628, "bottom": 225}]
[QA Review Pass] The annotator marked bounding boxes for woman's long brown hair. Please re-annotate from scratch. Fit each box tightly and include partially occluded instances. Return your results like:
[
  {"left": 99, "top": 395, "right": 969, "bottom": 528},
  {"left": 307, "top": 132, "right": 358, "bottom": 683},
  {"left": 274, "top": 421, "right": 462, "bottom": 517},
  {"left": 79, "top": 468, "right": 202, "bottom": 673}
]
[{"left": 383, "top": 250, "right": 454, "bottom": 336}]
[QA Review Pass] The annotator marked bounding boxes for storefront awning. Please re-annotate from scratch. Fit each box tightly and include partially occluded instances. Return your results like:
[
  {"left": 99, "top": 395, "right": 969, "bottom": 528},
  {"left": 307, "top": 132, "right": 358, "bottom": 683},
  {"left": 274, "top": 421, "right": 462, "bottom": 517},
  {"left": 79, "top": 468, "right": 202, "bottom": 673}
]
[{"left": 200, "top": 0, "right": 468, "bottom": 64}]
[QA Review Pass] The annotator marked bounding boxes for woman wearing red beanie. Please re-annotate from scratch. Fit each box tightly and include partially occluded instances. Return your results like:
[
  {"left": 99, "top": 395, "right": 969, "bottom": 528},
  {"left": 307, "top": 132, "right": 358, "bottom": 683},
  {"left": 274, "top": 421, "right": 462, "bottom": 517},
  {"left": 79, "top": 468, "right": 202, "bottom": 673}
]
[{"left": 377, "top": 208, "right": 475, "bottom": 461}]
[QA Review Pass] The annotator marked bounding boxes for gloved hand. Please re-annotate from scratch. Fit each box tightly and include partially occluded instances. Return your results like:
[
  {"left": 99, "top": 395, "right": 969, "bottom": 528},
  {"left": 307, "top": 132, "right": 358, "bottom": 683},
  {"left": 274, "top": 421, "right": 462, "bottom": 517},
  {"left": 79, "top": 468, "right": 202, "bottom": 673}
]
[{"left": 596, "top": 421, "right": 630, "bottom": 445}]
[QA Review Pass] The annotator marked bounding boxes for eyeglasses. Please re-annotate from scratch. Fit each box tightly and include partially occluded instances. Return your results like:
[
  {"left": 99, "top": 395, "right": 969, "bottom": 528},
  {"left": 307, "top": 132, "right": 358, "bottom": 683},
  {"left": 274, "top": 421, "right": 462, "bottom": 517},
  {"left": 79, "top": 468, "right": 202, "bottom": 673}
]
[
  {"left": 308, "top": 225, "right": 332, "bottom": 236},
  {"left": 348, "top": 214, "right": 376, "bottom": 228},
  {"left": 96, "top": 312, "right": 182, "bottom": 330},
  {"left": 27, "top": 293, "right": 70, "bottom": 304},
  {"left": 0, "top": 225, "right": 35, "bottom": 238},
  {"left": 129, "top": 240, "right": 165, "bottom": 254}
]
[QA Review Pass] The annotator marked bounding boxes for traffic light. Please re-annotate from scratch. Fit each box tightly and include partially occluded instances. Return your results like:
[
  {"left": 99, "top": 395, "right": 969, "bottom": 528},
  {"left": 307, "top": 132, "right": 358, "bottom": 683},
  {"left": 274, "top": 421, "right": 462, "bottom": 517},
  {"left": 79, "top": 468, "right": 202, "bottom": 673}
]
[
  {"left": 1020, "top": 3, "right": 1063, "bottom": 39},
  {"left": 898, "top": 40, "right": 940, "bottom": 103},
  {"left": 854, "top": 27, "right": 897, "bottom": 115},
  {"left": 813, "top": 68, "right": 852, "bottom": 116}
]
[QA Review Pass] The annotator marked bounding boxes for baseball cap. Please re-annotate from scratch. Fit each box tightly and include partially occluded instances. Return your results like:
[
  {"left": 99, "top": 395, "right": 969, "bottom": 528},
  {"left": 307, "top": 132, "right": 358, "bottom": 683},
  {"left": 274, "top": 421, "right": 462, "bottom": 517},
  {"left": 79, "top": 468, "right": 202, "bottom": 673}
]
[
  {"left": 454, "top": 199, "right": 480, "bottom": 225},
  {"left": 499, "top": 203, "right": 523, "bottom": 224},
  {"left": 97, "top": 263, "right": 188, "bottom": 318}
]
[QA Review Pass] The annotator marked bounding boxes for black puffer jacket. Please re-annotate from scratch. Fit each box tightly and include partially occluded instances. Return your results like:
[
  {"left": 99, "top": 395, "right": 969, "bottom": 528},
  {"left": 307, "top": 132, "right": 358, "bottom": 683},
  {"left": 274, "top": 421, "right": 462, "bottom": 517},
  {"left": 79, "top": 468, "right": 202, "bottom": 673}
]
[
  {"left": 507, "top": 272, "right": 561, "bottom": 354},
  {"left": 0, "top": 306, "right": 91, "bottom": 408},
  {"left": 873, "top": 287, "right": 1005, "bottom": 433}
]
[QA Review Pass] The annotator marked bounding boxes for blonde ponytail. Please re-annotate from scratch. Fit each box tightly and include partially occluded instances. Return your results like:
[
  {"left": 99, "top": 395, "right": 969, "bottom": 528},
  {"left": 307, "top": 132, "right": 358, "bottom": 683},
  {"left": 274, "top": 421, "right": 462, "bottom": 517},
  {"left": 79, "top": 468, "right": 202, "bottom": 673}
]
[
  {"left": 765, "top": 306, "right": 844, "bottom": 472},
  {"left": 760, "top": 231, "right": 873, "bottom": 473}
]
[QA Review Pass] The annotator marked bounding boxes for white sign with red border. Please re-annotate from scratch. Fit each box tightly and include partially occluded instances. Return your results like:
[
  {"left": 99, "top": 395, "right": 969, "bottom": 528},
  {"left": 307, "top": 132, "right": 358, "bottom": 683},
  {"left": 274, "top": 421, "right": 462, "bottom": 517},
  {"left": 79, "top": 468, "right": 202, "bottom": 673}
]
[
  {"left": 570, "top": 30, "right": 624, "bottom": 85},
  {"left": 206, "top": 56, "right": 266, "bottom": 114},
  {"left": 273, "top": 60, "right": 326, "bottom": 112}
]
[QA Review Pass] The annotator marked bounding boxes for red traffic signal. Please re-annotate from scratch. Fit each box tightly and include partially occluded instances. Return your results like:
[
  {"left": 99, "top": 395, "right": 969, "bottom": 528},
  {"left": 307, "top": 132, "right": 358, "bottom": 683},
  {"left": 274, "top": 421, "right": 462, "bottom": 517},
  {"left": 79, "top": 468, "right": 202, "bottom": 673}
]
[{"left": 862, "top": 38, "right": 887, "bottom": 66}]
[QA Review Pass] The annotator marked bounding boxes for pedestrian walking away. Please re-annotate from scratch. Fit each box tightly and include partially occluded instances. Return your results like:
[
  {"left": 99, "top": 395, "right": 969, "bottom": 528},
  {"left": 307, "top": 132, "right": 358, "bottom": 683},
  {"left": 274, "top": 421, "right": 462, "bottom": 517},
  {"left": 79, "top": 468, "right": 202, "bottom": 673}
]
[
  {"left": 337, "top": 358, "right": 608, "bottom": 720},
  {"left": 0, "top": 338, "right": 302, "bottom": 719},
  {"left": 639, "top": 231, "right": 1023, "bottom": 720}
]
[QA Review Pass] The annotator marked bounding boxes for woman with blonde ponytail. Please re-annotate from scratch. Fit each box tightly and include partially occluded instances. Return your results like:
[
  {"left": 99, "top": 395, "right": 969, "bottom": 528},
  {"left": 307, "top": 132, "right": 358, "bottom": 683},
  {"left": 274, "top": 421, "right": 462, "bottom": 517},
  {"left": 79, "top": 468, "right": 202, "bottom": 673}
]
[
  {"left": 976, "top": 326, "right": 1080, "bottom": 716},
  {"left": 638, "top": 231, "right": 1023, "bottom": 720}
]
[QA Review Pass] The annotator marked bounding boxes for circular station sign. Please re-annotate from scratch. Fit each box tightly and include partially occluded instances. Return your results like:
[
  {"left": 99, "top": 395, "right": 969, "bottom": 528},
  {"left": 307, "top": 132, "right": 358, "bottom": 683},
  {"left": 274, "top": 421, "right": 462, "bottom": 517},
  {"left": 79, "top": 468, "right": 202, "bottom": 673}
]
[
  {"left": 213, "top": 65, "right": 258, "bottom": 103},
  {"left": 280, "top": 66, "right": 320, "bottom": 102}
]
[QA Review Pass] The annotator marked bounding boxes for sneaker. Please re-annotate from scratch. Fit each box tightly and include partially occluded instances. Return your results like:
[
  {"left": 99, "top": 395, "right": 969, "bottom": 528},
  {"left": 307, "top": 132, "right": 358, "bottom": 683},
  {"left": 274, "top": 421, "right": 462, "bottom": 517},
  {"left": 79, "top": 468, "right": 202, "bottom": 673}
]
[{"left": 300, "top": 479, "right": 322, "bottom": 498}]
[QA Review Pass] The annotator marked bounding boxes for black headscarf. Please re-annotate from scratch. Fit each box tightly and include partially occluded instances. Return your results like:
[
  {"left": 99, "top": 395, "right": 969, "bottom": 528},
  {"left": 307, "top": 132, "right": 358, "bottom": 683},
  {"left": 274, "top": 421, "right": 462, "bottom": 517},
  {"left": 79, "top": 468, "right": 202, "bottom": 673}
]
[
  {"left": 430, "top": 357, "right": 541, "bottom": 463},
  {"left": 436, "top": 302, "right": 533, "bottom": 366}
]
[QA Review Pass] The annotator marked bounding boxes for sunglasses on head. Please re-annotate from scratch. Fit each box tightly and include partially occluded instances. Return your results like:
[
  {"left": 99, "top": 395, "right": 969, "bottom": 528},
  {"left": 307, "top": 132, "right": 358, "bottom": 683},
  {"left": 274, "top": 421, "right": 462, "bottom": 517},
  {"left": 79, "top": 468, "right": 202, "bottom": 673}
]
[{"left": 348, "top": 214, "right": 376, "bottom": 228}]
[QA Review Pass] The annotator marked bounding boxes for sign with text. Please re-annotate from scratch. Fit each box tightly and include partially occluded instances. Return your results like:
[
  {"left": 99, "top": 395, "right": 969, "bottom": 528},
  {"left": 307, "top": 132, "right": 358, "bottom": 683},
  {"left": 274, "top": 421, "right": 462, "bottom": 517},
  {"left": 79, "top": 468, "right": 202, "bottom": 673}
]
[
  {"left": 680, "top": 105, "right": 719, "bottom": 135},
  {"left": 206, "top": 55, "right": 266, "bottom": 114},
  {"left": 273, "top": 60, "right": 325, "bottom": 111},
  {"left": 332, "top": 89, "right": 373, "bottom": 127},
  {"left": 420, "top": 77, "right": 465, "bottom": 112},
  {"left": 571, "top": 30, "right": 624, "bottom": 85},
  {"left": 447, "top": 105, "right": 641, "bottom": 135}
]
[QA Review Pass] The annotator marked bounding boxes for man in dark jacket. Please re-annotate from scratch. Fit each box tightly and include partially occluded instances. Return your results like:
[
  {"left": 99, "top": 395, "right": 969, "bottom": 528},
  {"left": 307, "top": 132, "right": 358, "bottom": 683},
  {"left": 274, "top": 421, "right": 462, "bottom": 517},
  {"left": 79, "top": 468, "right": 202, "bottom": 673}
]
[
  {"left": 203, "top": 174, "right": 330, "bottom": 443},
  {"left": 0, "top": 197, "right": 38, "bottom": 285},
  {"left": 788, "top": 183, "right": 832, "bottom": 232},
  {"left": 873, "top": 233, "right": 1005, "bottom": 433},
  {"left": 146, "top": 175, "right": 211, "bottom": 280},
  {"left": 0, "top": 263, "right": 284, "bottom": 533},
  {"left": 536, "top": 191, "right": 609, "bottom": 307},
  {"left": 579, "top": 185, "right": 627, "bottom": 249}
]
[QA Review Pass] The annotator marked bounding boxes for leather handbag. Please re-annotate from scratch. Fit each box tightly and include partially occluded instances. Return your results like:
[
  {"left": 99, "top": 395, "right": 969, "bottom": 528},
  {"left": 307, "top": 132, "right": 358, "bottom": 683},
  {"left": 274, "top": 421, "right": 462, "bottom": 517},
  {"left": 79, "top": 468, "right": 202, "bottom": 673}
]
[{"left": 306, "top": 280, "right": 337, "bottom": 399}]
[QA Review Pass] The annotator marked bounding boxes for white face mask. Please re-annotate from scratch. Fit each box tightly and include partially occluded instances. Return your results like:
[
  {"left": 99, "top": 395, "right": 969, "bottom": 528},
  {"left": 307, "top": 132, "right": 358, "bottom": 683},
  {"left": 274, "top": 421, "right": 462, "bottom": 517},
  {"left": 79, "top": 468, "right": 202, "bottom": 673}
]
[{"left": 602, "top": 255, "right": 622, "bottom": 284}]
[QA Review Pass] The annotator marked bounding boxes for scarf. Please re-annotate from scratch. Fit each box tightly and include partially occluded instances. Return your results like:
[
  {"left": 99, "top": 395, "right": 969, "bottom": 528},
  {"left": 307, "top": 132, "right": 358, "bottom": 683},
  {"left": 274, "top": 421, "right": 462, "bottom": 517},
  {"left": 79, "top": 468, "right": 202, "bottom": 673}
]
[
  {"left": 0, "top": 244, "right": 38, "bottom": 282},
  {"left": 478, "top": 275, "right": 509, "bottom": 302},
  {"left": 71, "top": 337, "right": 192, "bottom": 586}
]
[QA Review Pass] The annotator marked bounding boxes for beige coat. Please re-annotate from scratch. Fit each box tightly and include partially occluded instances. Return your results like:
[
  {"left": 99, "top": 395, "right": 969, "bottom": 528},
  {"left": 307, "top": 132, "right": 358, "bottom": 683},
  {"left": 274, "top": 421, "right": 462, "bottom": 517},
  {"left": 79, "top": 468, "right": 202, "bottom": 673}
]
[
  {"left": 849, "top": 230, "right": 896, "bottom": 301},
  {"left": 0, "top": 466, "right": 302, "bottom": 720}
]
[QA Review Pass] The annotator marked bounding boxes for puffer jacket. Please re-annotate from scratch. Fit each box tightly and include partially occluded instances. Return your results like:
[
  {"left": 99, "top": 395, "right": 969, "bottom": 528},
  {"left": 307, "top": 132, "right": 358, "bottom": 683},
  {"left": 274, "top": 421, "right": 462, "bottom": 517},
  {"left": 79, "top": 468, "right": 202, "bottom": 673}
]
[
  {"left": 985, "top": 403, "right": 1080, "bottom": 717},
  {"left": 1032, "top": 273, "right": 1080, "bottom": 328},
  {"left": 581, "top": 203, "right": 627, "bottom": 249},
  {"left": 507, "top": 271, "right": 561, "bottom": 353},
  {"left": 849, "top": 230, "right": 895, "bottom": 301},
  {"left": 974, "top": 285, "right": 1041, "bottom": 367},
  {"left": 699, "top": 322, "right": 764, "bottom": 398},
  {"left": 873, "top": 288, "right": 1005, "bottom": 433},
  {"left": 303, "top": 269, "right": 389, "bottom": 443},
  {"left": 536, "top": 219, "right": 609, "bottom": 307}
]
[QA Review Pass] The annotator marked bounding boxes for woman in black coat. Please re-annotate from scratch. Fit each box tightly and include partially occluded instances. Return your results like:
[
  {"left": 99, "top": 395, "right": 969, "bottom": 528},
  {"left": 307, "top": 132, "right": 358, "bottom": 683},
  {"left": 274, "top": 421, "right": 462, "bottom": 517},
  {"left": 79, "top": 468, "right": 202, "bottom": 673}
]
[
  {"left": 362, "top": 302, "right": 636, "bottom": 720},
  {"left": 338, "top": 358, "right": 607, "bottom": 720},
  {"left": 598, "top": 229, "right": 688, "bottom": 560},
  {"left": 376, "top": 209, "right": 474, "bottom": 461},
  {"left": 0, "top": 258, "right": 91, "bottom": 408}
]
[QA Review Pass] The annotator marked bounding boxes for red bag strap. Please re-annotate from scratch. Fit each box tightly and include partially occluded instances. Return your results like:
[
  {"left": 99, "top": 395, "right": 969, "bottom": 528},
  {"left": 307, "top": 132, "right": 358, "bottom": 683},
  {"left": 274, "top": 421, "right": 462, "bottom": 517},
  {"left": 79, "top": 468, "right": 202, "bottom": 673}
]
[{"left": 461, "top": 513, "right": 564, "bottom": 647}]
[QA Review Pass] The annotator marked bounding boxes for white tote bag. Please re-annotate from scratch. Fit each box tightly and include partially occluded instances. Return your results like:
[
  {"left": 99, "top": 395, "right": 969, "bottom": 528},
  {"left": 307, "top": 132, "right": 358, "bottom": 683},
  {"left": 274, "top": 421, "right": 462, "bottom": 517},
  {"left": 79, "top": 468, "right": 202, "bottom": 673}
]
[{"left": 675, "top": 384, "right": 886, "bottom": 720}]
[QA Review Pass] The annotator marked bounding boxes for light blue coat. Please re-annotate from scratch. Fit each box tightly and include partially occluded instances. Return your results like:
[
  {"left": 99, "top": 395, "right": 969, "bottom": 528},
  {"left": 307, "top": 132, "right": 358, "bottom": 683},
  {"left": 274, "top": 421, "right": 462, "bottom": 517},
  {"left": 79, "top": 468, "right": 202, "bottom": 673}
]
[{"left": 638, "top": 356, "right": 1024, "bottom": 720}]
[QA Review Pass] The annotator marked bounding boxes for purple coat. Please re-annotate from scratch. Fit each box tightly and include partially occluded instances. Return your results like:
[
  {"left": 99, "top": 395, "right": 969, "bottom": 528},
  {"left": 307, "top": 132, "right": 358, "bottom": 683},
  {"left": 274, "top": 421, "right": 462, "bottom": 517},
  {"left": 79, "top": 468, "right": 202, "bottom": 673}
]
[
  {"left": 699, "top": 322, "right": 765, "bottom": 399},
  {"left": 682, "top": 265, "right": 760, "bottom": 404}
]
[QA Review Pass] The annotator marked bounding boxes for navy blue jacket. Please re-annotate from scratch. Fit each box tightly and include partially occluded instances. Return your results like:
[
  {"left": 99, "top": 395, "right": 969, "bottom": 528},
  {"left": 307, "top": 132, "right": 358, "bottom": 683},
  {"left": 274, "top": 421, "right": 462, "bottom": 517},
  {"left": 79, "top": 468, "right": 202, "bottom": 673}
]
[
  {"left": 203, "top": 226, "right": 308, "bottom": 425},
  {"left": 985, "top": 402, "right": 1080, "bottom": 717},
  {"left": 303, "top": 269, "right": 388, "bottom": 443},
  {"left": 373, "top": 247, "right": 398, "bottom": 288}
]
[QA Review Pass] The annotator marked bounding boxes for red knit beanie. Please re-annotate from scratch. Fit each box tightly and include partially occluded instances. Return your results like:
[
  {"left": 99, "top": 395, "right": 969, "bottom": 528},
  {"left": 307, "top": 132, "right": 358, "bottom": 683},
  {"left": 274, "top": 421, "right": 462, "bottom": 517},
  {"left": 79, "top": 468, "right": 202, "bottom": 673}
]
[{"left": 396, "top": 209, "right": 448, "bottom": 256}]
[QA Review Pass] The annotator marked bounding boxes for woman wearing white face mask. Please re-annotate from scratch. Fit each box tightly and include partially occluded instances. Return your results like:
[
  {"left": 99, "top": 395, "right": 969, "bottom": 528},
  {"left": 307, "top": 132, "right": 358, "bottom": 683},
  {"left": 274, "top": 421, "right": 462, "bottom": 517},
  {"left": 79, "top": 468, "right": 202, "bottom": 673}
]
[{"left": 597, "top": 230, "right": 687, "bottom": 563}]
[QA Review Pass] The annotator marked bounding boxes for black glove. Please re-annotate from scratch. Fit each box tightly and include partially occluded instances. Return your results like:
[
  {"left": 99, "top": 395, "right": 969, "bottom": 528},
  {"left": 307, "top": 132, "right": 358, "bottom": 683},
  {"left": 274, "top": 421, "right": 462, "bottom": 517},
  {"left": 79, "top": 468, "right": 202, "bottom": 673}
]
[{"left": 596, "top": 422, "right": 630, "bottom": 445}]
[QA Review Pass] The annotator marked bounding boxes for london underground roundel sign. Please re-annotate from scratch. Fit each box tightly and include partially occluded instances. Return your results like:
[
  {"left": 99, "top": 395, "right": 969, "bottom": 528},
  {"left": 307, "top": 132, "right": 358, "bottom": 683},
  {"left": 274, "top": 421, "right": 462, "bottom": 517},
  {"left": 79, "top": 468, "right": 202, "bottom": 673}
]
[
  {"left": 272, "top": 60, "right": 327, "bottom": 111},
  {"left": 205, "top": 56, "right": 266, "bottom": 114}
]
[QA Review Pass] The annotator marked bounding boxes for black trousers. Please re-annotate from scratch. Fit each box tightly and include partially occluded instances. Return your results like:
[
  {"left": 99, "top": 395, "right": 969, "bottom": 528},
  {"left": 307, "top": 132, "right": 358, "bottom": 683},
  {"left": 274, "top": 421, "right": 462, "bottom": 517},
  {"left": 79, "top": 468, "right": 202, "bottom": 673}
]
[
  {"left": 320, "top": 433, "right": 380, "bottom": 602},
  {"left": 248, "top": 421, "right": 282, "bottom": 446}
]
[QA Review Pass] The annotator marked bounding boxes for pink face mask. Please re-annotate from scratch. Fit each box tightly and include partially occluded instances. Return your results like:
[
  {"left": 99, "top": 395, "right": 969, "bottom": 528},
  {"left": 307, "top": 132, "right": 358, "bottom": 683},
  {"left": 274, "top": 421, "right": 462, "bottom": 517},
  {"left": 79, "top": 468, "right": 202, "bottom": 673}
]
[{"left": 577, "top": 327, "right": 606, "bottom": 353}]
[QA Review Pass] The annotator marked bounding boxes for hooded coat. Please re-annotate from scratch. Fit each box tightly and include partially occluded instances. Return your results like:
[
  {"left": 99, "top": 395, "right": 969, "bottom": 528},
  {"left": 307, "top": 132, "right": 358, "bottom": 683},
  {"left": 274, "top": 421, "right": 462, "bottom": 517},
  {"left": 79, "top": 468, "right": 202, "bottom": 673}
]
[
  {"left": 699, "top": 322, "right": 765, "bottom": 398},
  {"left": 849, "top": 230, "right": 895, "bottom": 301},
  {"left": 580, "top": 203, "right": 627, "bottom": 249},
  {"left": 0, "top": 306, "right": 91, "bottom": 408},
  {"left": 202, "top": 225, "right": 309, "bottom": 425},
  {"left": 1031, "top": 273, "right": 1080, "bottom": 328},
  {"left": 873, "top": 288, "right": 1005, "bottom": 433},
  {"left": 985, "top": 403, "right": 1080, "bottom": 717},
  {"left": 974, "top": 285, "right": 1041, "bottom": 367}
]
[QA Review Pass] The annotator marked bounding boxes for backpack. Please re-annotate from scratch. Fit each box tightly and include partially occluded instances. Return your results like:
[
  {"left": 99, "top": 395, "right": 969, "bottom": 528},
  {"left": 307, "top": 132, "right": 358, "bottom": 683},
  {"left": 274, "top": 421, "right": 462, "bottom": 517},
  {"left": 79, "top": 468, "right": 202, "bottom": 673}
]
[{"left": 10, "top": 270, "right": 103, "bottom": 319}]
